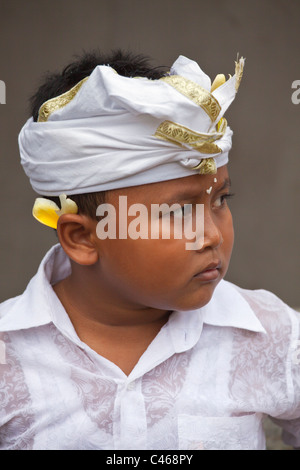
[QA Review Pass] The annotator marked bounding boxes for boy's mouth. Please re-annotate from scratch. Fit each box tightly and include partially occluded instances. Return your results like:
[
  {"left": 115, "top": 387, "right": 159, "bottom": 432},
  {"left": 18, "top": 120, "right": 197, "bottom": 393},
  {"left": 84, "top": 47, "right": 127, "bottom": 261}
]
[{"left": 193, "top": 261, "right": 221, "bottom": 282}]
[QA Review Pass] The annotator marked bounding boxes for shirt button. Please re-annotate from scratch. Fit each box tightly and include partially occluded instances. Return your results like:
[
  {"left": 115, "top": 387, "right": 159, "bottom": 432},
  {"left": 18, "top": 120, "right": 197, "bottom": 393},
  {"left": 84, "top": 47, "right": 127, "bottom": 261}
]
[{"left": 126, "top": 381, "right": 136, "bottom": 391}]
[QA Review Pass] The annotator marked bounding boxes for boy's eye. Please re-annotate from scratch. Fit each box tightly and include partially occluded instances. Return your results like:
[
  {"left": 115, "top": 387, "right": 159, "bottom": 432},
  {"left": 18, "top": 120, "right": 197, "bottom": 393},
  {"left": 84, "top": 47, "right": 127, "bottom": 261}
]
[
  {"left": 159, "top": 204, "right": 192, "bottom": 219},
  {"left": 161, "top": 204, "right": 193, "bottom": 219},
  {"left": 214, "top": 193, "right": 234, "bottom": 208},
  {"left": 161, "top": 192, "right": 234, "bottom": 218}
]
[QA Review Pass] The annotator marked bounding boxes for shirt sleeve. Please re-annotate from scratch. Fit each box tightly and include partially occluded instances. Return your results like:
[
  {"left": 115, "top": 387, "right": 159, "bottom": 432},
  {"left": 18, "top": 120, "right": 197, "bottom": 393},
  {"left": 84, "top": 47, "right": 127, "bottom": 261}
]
[
  {"left": 268, "top": 305, "right": 300, "bottom": 448},
  {"left": 238, "top": 286, "right": 300, "bottom": 448}
]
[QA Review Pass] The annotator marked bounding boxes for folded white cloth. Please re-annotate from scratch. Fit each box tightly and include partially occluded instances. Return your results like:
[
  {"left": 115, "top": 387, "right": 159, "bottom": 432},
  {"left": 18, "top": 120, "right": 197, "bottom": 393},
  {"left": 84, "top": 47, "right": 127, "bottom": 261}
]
[{"left": 19, "top": 55, "right": 244, "bottom": 195}]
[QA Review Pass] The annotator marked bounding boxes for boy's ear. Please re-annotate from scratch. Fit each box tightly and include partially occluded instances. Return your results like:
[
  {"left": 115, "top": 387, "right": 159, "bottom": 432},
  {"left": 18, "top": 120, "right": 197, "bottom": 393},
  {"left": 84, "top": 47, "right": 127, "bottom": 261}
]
[{"left": 56, "top": 214, "right": 99, "bottom": 265}]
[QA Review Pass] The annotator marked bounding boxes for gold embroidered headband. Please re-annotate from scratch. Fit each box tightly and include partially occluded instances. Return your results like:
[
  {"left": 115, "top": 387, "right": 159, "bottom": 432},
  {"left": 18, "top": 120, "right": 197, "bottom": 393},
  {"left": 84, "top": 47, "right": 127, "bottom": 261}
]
[{"left": 19, "top": 54, "right": 245, "bottom": 202}]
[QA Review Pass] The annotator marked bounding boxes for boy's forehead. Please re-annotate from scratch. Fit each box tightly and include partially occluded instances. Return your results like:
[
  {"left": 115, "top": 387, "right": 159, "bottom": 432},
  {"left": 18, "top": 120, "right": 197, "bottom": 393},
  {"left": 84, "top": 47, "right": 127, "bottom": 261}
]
[{"left": 107, "top": 166, "right": 229, "bottom": 204}]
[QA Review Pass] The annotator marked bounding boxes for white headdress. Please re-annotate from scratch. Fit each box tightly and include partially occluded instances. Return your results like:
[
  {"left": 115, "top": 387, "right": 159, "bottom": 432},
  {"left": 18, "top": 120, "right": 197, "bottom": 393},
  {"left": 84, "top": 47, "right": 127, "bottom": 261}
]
[{"left": 19, "top": 55, "right": 244, "bottom": 198}]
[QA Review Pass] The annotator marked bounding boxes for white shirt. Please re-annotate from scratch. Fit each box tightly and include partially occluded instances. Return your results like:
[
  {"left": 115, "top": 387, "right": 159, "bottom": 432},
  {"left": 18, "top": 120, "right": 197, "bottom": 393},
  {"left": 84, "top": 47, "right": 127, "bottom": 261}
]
[{"left": 0, "top": 244, "right": 300, "bottom": 450}]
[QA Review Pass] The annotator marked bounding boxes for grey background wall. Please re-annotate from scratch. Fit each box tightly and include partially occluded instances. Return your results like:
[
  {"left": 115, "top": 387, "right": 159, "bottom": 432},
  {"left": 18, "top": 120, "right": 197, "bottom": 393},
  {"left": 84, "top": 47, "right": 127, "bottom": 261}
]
[{"left": 0, "top": 0, "right": 299, "bottom": 308}]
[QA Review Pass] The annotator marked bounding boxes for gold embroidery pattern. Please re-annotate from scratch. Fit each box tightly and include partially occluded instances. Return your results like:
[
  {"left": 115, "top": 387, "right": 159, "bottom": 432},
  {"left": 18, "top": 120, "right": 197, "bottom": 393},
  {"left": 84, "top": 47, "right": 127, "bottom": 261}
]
[
  {"left": 234, "top": 57, "right": 245, "bottom": 92},
  {"left": 38, "top": 77, "right": 89, "bottom": 122},
  {"left": 216, "top": 117, "right": 227, "bottom": 133},
  {"left": 192, "top": 157, "right": 217, "bottom": 175},
  {"left": 154, "top": 120, "right": 226, "bottom": 154},
  {"left": 160, "top": 75, "right": 221, "bottom": 122}
]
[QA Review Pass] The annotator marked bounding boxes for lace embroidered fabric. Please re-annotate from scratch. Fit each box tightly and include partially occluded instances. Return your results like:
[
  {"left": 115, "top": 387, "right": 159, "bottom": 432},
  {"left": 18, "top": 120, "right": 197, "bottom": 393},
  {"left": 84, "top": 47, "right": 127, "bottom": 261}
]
[
  {"left": 0, "top": 247, "right": 300, "bottom": 450},
  {"left": 0, "top": 333, "right": 35, "bottom": 450},
  {"left": 1, "top": 292, "right": 300, "bottom": 450}
]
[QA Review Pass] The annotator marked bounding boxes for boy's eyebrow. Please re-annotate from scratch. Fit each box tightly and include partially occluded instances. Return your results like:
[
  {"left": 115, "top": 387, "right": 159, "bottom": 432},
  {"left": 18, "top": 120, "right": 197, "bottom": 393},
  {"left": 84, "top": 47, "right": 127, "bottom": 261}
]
[
  {"left": 165, "top": 177, "right": 232, "bottom": 203},
  {"left": 217, "top": 177, "right": 232, "bottom": 192}
]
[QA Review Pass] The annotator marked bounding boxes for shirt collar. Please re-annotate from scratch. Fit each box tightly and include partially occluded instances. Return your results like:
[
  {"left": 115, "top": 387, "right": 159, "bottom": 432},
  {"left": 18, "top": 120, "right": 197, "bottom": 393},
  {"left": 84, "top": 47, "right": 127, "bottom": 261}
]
[
  {"left": 0, "top": 244, "right": 266, "bottom": 339},
  {"left": 166, "top": 279, "right": 266, "bottom": 356},
  {"left": 201, "top": 280, "right": 266, "bottom": 333},
  {"left": 0, "top": 244, "right": 71, "bottom": 332}
]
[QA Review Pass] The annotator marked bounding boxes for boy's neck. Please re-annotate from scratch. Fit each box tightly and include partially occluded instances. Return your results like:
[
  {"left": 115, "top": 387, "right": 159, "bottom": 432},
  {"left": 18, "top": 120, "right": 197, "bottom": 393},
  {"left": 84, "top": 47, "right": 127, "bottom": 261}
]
[{"left": 52, "top": 271, "right": 171, "bottom": 376}]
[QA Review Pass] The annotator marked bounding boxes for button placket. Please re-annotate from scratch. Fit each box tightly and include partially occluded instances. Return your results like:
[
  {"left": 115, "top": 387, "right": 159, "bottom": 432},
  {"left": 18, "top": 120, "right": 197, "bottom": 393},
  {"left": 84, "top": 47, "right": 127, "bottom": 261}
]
[
  {"left": 119, "top": 378, "right": 147, "bottom": 449},
  {"left": 126, "top": 380, "right": 136, "bottom": 391}
]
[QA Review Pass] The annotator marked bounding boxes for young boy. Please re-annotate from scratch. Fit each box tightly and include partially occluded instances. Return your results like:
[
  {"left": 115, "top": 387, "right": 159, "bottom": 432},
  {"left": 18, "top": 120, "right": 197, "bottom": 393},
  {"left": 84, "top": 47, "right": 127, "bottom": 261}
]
[{"left": 0, "top": 50, "right": 299, "bottom": 450}]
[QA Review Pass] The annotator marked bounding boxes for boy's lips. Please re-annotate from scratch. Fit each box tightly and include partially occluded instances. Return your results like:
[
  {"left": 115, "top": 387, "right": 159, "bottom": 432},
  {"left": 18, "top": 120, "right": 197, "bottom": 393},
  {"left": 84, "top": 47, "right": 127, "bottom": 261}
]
[{"left": 193, "top": 261, "right": 221, "bottom": 282}]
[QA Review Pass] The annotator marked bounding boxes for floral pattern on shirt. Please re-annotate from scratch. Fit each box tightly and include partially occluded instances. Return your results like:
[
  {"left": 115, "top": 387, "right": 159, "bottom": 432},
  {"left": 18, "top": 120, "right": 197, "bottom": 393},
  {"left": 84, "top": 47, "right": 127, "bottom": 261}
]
[
  {"left": 0, "top": 332, "right": 35, "bottom": 449},
  {"left": 51, "top": 325, "right": 117, "bottom": 435},
  {"left": 228, "top": 288, "right": 296, "bottom": 415}
]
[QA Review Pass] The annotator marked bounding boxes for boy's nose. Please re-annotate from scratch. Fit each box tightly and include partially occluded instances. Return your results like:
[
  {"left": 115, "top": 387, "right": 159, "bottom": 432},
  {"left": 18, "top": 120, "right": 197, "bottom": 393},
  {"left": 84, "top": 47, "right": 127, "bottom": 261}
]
[{"left": 198, "top": 211, "right": 223, "bottom": 251}]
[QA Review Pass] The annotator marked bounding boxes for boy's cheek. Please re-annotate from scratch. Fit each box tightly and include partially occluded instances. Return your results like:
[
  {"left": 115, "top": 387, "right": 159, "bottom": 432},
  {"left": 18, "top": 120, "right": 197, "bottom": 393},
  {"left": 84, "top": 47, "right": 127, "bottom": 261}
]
[{"left": 221, "top": 224, "right": 235, "bottom": 275}]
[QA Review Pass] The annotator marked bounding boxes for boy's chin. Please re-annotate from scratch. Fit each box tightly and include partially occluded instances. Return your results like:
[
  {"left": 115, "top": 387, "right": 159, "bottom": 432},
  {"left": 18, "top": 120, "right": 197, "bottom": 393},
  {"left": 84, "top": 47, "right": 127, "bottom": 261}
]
[{"left": 170, "top": 279, "right": 220, "bottom": 312}]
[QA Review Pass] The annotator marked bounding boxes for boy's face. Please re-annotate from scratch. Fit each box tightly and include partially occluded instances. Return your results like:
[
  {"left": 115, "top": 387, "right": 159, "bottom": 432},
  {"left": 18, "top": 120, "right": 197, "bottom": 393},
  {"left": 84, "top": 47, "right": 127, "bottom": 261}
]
[{"left": 93, "top": 165, "right": 234, "bottom": 312}]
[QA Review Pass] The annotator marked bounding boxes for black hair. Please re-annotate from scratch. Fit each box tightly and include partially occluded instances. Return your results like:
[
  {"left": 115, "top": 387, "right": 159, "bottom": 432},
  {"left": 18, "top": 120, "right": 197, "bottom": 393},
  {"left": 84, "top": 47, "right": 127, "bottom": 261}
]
[{"left": 30, "top": 49, "right": 168, "bottom": 221}]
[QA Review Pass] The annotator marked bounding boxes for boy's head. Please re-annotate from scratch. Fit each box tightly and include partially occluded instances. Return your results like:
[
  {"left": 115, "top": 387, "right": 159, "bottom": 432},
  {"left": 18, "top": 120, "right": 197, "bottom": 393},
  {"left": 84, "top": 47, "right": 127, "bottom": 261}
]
[
  {"left": 18, "top": 49, "right": 244, "bottom": 311},
  {"left": 28, "top": 50, "right": 169, "bottom": 218}
]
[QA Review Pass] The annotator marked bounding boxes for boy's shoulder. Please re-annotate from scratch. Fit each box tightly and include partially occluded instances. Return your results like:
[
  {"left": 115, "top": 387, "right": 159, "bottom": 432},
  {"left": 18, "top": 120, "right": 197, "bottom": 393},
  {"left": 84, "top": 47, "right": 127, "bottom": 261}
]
[
  {"left": 0, "top": 284, "right": 43, "bottom": 332},
  {"left": 0, "top": 245, "right": 63, "bottom": 332},
  {"left": 0, "top": 294, "right": 25, "bottom": 327}
]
